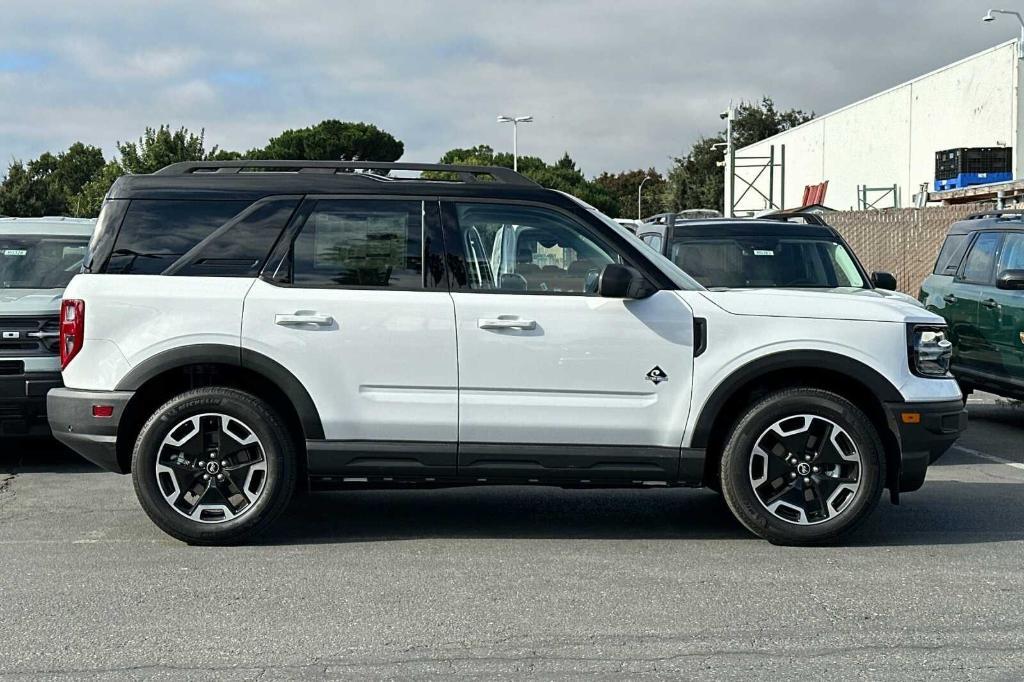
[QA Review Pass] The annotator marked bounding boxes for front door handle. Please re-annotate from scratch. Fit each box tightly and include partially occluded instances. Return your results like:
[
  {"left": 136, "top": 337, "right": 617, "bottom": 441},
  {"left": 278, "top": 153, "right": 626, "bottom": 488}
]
[
  {"left": 982, "top": 298, "right": 999, "bottom": 309},
  {"left": 478, "top": 317, "right": 537, "bottom": 331},
  {"left": 275, "top": 313, "right": 334, "bottom": 327},
  {"left": 943, "top": 294, "right": 958, "bottom": 304}
]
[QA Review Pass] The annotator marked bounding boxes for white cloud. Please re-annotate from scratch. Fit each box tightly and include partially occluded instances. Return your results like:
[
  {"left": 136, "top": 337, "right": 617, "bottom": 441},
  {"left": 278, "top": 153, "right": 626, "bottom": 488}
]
[{"left": 0, "top": 0, "right": 1008, "bottom": 174}]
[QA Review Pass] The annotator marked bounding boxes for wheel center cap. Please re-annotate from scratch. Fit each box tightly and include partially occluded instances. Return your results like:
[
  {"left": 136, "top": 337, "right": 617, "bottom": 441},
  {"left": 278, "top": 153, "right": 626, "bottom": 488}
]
[
  {"left": 206, "top": 461, "right": 221, "bottom": 475},
  {"left": 796, "top": 462, "right": 811, "bottom": 476}
]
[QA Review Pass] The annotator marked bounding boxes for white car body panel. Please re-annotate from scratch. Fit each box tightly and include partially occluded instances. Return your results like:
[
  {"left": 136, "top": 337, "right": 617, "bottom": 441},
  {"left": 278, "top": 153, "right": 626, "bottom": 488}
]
[
  {"left": 60, "top": 275, "right": 253, "bottom": 389},
  {"left": 452, "top": 290, "right": 694, "bottom": 447},
  {"left": 241, "top": 278, "right": 458, "bottom": 442}
]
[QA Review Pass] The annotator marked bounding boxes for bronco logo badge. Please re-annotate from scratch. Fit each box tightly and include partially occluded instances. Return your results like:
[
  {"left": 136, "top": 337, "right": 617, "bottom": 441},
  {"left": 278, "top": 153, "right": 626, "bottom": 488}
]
[{"left": 646, "top": 366, "right": 668, "bottom": 385}]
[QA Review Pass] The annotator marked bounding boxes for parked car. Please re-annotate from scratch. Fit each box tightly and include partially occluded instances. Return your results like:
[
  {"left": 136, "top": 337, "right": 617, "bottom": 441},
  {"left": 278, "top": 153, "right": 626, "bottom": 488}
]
[
  {"left": 0, "top": 216, "right": 94, "bottom": 436},
  {"left": 635, "top": 214, "right": 920, "bottom": 306},
  {"left": 48, "top": 161, "right": 964, "bottom": 546},
  {"left": 920, "top": 210, "right": 1024, "bottom": 400}
]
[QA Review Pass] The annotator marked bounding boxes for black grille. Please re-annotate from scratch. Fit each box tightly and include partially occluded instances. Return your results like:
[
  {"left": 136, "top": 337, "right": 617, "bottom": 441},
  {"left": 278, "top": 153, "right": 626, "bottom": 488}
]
[
  {"left": 0, "top": 361, "right": 24, "bottom": 375},
  {"left": 0, "top": 316, "right": 60, "bottom": 357}
]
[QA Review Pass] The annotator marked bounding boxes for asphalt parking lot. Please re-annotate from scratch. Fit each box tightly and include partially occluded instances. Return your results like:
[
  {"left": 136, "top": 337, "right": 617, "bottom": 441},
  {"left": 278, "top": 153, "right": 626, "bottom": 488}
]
[{"left": 1, "top": 395, "right": 1023, "bottom": 680}]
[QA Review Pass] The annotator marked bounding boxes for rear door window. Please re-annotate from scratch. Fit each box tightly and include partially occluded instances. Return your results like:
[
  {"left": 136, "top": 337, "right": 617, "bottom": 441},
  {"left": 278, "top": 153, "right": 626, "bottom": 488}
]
[
  {"left": 288, "top": 199, "right": 424, "bottom": 289},
  {"left": 998, "top": 233, "right": 1024, "bottom": 272},
  {"left": 960, "top": 232, "right": 1003, "bottom": 284}
]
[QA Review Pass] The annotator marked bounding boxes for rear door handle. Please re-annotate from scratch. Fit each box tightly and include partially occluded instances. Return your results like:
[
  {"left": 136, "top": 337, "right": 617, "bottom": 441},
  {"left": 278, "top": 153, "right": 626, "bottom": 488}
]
[
  {"left": 982, "top": 298, "right": 999, "bottom": 309},
  {"left": 478, "top": 317, "right": 537, "bottom": 331},
  {"left": 275, "top": 313, "right": 334, "bottom": 327},
  {"left": 943, "top": 294, "right": 958, "bottom": 304}
]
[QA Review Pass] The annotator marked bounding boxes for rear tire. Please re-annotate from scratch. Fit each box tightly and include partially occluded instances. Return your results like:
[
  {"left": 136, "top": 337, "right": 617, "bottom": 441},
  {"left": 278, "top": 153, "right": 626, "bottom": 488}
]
[
  {"left": 132, "top": 387, "right": 297, "bottom": 545},
  {"left": 719, "top": 387, "right": 883, "bottom": 545}
]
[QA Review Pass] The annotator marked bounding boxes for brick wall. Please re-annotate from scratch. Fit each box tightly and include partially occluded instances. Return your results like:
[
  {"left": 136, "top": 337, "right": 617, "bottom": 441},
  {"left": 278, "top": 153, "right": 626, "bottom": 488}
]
[{"left": 826, "top": 204, "right": 986, "bottom": 295}]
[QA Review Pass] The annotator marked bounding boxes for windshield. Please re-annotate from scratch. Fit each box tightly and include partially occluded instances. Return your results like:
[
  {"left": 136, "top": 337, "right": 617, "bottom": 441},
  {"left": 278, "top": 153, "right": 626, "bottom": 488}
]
[
  {"left": 670, "top": 236, "right": 866, "bottom": 289},
  {"left": 0, "top": 236, "right": 89, "bottom": 289}
]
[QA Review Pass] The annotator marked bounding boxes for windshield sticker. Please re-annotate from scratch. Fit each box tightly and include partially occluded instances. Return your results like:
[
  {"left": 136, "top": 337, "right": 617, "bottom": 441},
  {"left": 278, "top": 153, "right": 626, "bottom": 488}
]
[
  {"left": 753, "top": 249, "right": 775, "bottom": 256},
  {"left": 2, "top": 249, "right": 27, "bottom": 257}
]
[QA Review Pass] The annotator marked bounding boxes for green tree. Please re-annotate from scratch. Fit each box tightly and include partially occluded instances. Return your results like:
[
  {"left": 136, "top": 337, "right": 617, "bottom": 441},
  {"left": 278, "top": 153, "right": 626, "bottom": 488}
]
[
  {"left": 68, "top": 161, "right": 124, "bottom": 218},
  {"left": 254, "top": 120, "right": 404, "bottom": 161},
  {"left": 593, "top": 168, "right": 666, "bottom": 219},
  {"left": 430, "top": 146, "right": 618, "bottom": 215},
  {"left": 117, "top": 125, "right": 216, "bottom": 175},
  {"left": 664, "top": 97, "right": 814, "bottom": 212},
  {"left": 0, "top": 143, "right": 106, "bottom": 217}
]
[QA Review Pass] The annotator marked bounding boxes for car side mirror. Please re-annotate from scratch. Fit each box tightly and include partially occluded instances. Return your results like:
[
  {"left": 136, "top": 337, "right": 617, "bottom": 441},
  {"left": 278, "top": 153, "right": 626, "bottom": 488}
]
[
  {"left": 596, "top": 263, "right": 655, "bottom": 299},
  {"left": 871, "top": 271, "right": 897, "bottom": 291},
  {"left": 996, "top": 269, "right": 1024, "bottom": 290}
]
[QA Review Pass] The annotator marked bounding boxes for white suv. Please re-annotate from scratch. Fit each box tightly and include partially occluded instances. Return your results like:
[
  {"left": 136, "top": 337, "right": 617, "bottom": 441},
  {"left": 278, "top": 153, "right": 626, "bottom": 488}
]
[{"left": 48, "top": 161, "right": 966, "bottom": 545}]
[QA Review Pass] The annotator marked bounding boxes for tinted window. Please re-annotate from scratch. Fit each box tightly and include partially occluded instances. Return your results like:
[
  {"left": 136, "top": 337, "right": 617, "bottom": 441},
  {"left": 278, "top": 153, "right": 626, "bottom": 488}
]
[
  {"left": 998, "top": 233, "right": 1024, "bottom": 271},
  {"left": 291, "top": 200, "right": 422, "bottom": 288},
  {"left": 449, "top": 203, "right": 620, "bottom": 294},
  {"left": 670, "top": 236, "right": 865, "bottom": 289},
  {"left": 107, "top": 200, "right": 249, "bottom": 274},
  {"left": 960, "top": 232, "right": 1002, "bottom": 284},
  {"left": 933, "top": 234, "right": 969, "bottom": 275},
  {"left": 171, "top": 198, "right": 299, "bottom": 277},
  {"left": 0, "top": 236, "right": 89, "bottom": 289}
]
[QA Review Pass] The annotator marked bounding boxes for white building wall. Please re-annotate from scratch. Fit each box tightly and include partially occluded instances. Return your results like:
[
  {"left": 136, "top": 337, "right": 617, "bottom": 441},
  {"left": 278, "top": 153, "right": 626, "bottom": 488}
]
[{"left": 726, "top": 40, "right": 1021, "bottom": 213}]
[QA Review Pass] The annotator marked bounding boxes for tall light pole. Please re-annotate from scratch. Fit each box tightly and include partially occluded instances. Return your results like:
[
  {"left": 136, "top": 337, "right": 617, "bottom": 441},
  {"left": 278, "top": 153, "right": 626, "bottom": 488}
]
[
  {"left": 638, "top": 175, "right": 655, "bottom": 220},
  {"left": 721, "top": 105, "right": 735, "bottom": 217},
  {"left": 983, "top": 9, "right": 1024, "bottom": 58},
  {"left": 497, "top": 115, "right": 533, "bottom": 171}
]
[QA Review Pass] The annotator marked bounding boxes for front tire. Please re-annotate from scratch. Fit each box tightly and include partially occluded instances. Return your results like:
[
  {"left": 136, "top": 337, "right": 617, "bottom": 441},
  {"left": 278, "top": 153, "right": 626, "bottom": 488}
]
[
  {"left": 132, "top": 387, "right": 297, "bottom": 545},
  {"left": 719, "top": 388, "right": 884, "bottom": 545}
]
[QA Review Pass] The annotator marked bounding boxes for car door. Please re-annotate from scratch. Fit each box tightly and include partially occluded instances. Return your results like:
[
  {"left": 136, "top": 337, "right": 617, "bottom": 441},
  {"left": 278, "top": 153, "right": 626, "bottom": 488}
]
[
  {"left": 949, "top": 231, "right": 1003, "bottom": 373},
  {"left": 242, "top": 197, "right": 459, "bottom": 476},
  {"left": 441, "top": 200, "right": 695, "bottom": 481},
  {"left": 977, "top": 231, "right": 1024, "bottom": 382}
]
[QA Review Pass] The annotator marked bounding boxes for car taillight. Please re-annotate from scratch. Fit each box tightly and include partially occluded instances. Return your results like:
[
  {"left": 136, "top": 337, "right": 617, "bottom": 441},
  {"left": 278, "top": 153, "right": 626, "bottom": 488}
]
[{"left": 60, "top": 299, "right": 85, "bottom": 369}]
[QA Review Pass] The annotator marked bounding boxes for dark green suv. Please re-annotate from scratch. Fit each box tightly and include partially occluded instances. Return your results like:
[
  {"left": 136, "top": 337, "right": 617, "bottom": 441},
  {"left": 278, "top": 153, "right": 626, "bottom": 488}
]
[{"left": 920, "top": 211, "right": 1024, "bottom": 400}]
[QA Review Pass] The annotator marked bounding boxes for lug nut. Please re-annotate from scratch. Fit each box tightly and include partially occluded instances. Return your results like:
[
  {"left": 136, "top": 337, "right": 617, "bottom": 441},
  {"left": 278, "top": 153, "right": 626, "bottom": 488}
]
[
  {"left": 812, "top": 466, "right": 820, "bottom": 473},
  {"left": 203, "top": 474, "right": 210, "bottom": 480},
  {"left": 789, "top": 472, "right": 796, "bottom": 479},
  {"left": 221, "top": 460, "right": 228, "bottom": 467},
  {"left": 803, "top": 477, "right": 811, "bottom": 484},
  {"left": 804, "top": 455, "right": 811, "bottom": 461},
  {"left": 217, "top": 474, "right": 224, "bottom": 481}
]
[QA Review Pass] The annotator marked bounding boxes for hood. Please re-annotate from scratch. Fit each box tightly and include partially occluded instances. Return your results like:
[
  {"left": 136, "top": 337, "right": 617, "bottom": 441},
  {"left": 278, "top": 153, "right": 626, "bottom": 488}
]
[
  {"left": 699, "top": 288, "right": 942, "bottom": 324},
  {"left": 821, "top": 286, "right": 924, "bottom": 308},
  {"left": 0, "top": 288, "right": 63, "bottom": 316}
]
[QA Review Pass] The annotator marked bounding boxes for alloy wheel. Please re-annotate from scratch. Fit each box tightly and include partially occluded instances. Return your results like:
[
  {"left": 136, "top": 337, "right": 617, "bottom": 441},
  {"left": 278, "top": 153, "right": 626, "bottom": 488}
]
[
  {"left": 154, "top": 413, "right": 268, "bottom": 524},
  {"left": 748, "top": 414, "right": 862, "bottom": 525}
]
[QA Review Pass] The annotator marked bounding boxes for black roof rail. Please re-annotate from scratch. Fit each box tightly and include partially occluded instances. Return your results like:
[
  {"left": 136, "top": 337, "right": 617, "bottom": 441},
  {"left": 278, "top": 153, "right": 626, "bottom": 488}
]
[
  {"left": 153, "top": 160, "right": 538, "bottom": 186},
  {"left": 759, "top": 211, "right": 829, "bottom": 226},
  {"left": 964, "top": 208, "right": 1024, "bottom": 221}
]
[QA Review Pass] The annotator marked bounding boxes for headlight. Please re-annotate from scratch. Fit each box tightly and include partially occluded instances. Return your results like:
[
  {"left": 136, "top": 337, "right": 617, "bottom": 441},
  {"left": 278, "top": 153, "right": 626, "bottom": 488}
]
[{"left": 907, "top": 324, "right": 953, "bottom": 377}]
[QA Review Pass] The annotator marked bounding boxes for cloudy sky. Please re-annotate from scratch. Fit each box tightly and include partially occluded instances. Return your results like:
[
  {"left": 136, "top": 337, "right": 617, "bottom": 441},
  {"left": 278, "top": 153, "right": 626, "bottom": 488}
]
[{"left": 0, "top": 0, "right": 1011, "bottom": 176}]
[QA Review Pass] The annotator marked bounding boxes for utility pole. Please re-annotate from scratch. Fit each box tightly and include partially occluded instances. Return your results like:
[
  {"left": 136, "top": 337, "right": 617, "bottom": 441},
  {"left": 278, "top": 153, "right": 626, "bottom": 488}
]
[{"left": 638, "top": 175, "right": 654, "bottom": 220}]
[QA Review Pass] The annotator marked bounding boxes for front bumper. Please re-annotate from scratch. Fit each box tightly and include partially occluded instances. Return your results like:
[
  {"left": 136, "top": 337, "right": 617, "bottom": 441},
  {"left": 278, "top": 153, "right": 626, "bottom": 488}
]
[
  {"left": 885, "top": 399, "right": 967, "bottom": 493},
  {"left": 0, "top": 371, "right": 62, "bottom": 436},
  {"left": 47, "top": 387, "right": 134, "bottom": 473}
]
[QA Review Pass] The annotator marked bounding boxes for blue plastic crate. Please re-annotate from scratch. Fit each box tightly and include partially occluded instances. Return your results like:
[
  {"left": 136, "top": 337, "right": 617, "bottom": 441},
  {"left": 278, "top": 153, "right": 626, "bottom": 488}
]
[{"left": 934, "top": 171, "right": 1012, "bottom": 191}]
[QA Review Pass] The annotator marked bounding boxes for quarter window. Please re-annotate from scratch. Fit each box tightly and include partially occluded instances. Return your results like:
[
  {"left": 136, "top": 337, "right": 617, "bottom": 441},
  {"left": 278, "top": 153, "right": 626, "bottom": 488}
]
[
  {"left": 106, "top": 200, "right": 250, "bottom": 275},
  {"left": 448, "top": 203, "right": 620, "bottom": 294},
  {"left": 932, "top": 234, "right": 969, "bottom": 275},
  {"left": 960, "top": 232, "right": 1002, "bottom": 284},
  {"left": 290, "top": 200, "right": 423, "bottom": 288}
]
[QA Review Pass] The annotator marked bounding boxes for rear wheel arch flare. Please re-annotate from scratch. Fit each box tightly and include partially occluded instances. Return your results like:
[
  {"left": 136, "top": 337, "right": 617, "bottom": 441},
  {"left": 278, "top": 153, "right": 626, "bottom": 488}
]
[{"left": 114, "top": 345, "right": 324, "bottom": 472}]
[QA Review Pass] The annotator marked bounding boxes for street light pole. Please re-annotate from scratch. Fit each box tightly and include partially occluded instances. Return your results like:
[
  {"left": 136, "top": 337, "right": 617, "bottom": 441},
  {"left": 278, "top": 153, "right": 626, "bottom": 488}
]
[
  {"left": 638, "top": 175, "right": 654, "bottom": 220},
  {"left": 497, "top": 115, "right": 533, "bottom": 172},
  {"left": 983, "top": 9, "right": 1024, "bottom": 59}
]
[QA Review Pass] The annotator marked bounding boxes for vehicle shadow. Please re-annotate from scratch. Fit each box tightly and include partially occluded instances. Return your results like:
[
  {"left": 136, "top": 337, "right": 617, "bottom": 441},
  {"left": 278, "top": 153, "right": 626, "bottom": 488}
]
[
  {"left": 257, "top": 478, "right": 1024, "bottom": 547},
  {"left": 0, "top": 439, "right": 100, "bottom": 475}
]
